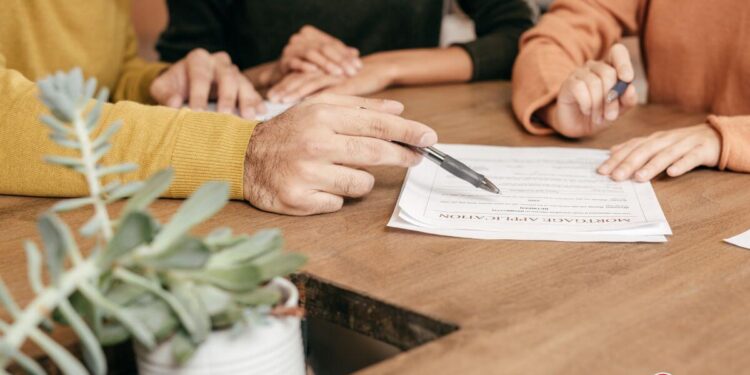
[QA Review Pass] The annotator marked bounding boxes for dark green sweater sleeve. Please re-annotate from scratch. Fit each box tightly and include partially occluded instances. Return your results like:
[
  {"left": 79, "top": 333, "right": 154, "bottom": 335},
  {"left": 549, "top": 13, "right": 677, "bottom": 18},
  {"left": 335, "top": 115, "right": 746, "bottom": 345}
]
[
  {"left": 456, "top": 0, "right": 535, "bottom": 80},
  {"left": 156, "top": 0, "right": 230, "bottom": 62}
]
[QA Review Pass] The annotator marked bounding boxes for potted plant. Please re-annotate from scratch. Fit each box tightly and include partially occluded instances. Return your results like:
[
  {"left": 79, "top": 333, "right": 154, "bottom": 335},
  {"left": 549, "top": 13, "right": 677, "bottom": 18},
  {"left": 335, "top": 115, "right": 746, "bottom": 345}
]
[{"left": 0, "top": 69, "right": 307, "bottom": 375}]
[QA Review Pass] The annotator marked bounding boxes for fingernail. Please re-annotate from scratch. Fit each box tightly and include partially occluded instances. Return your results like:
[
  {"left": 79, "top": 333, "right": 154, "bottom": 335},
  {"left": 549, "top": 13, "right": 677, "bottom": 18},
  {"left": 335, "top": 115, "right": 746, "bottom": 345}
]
[
  {"left": 634, "top": 170, "right": 647, "bottom": 181},
  {"left": 383, "top": 100, "right": 404, "bottom": 113},
  {"left": 597, "top": 165, "right": 610, "bottom": 174},
  {"left": 606, "top": 109, "right": 618, "bottom": 121},
  {"left": 612, "top": 170, "right": 626, "bottom": 180},
  {"left": 419, "top": 132, "right": 438, "bottom": 147},
  {"left": 344, "top": 66, "right": 357, "bottom": 76}
]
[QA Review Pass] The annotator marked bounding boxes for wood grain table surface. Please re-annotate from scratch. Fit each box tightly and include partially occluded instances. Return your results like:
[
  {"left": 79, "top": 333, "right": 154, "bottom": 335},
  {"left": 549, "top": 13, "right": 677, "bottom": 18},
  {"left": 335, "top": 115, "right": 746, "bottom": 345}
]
[{"left": 2, "top": 81, "right": 750, "bottom": 374}]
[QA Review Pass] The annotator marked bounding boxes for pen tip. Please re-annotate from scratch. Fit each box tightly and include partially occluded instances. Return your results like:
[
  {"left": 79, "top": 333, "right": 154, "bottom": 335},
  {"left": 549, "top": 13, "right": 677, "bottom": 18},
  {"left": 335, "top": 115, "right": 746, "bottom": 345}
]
[{"left": 480, "top": 178, "right": 500, "bottom": 194}]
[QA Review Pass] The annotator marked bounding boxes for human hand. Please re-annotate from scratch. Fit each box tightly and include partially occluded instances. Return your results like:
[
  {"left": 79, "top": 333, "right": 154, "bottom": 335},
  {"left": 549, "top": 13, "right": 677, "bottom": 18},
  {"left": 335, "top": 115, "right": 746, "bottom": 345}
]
[
  {"left": 280, "top": 25, "right": 362, "bottom": 77},
  {"left": 266, "top": 72, "right": 344, "bottom": 103},
  {"left": 243, "top": 94, "right": 438, "bottom": 215},
  {"left": 150, "top": 48, "right": 265, "bottom": 119},
  {"left": 551, "top": 43, "right": 638, "bottom": 138},
  {"left": 597, "top": 124, "right": 721, "bottom": 182}
]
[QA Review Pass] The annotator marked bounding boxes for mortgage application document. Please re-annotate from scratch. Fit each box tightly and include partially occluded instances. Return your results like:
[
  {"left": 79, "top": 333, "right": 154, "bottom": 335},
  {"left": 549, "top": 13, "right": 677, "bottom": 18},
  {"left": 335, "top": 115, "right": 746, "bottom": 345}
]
[{"left": 389, "top": 145, "right": 671, "bottom": 242}]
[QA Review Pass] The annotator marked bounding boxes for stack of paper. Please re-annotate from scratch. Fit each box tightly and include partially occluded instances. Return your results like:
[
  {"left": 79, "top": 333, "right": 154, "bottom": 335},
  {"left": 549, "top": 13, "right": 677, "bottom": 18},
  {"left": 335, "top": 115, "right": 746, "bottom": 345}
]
[{"left": 388, "top": 145, "right": 672, "bottom": 242}]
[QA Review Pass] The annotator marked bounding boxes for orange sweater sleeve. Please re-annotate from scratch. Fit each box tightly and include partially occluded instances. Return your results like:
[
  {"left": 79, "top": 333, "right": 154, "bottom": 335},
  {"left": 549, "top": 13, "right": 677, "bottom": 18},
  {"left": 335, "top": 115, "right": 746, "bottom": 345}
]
[
  {"left": 707, "top": 115, "right": 750, "bottom": 172},
  {"left": 511, "top": 0, "right": 645, "bottom": 135}
]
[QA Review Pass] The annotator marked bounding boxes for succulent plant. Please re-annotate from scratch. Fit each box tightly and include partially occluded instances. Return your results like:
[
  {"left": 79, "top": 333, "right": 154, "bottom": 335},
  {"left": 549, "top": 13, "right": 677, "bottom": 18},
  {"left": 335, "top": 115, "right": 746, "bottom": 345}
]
[{"left": 0, "top": 69, "right": 306, "bottom": 374}]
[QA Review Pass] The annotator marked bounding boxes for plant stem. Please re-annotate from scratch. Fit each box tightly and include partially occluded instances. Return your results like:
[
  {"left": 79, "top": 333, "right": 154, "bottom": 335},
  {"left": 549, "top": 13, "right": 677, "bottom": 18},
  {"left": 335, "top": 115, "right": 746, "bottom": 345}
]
[
  {"left": 72, "top": 112, "right": 112, "bottom": 241},
  {"left": 0, "top": 260, "right": 99, "bottom": 369}
]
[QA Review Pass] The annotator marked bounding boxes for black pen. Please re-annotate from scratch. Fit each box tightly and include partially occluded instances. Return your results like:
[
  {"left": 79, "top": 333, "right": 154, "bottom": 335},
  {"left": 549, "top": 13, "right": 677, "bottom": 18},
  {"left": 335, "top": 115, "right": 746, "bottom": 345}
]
[
  {"left": 606, "top": 80, "right": 631, "bottom": 103},
  {"left": 396, "top": 142, "right": 500, "bottom": 194}
]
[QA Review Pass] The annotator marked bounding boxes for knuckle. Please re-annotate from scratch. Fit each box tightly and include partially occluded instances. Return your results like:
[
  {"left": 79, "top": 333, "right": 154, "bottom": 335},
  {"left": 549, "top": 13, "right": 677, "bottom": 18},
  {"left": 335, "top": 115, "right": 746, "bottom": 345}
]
[
  {"left": 212, "top": 51, "right": 231, "bottom": 62},
  {"left": 368, "top": 118, "right": 390, "bottom": 139},
  {"left": 301, "top": 140, "right": 327, "bottom": 157}
]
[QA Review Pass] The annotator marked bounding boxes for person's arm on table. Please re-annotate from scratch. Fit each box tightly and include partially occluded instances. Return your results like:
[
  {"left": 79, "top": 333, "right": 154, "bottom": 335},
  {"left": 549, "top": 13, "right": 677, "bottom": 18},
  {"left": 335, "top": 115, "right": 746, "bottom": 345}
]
[
  {"left": 0, "top": 59, "right": 256, "bottom": 200},
  {"left": 0, "top": 58, "right": 437, "bottom": 215},
  {"left": 267, "top": 0, "right": 534, "bottom": 102},
  {"left": 151, "top": 0, "right": 265, "bottom": 117},
  {"left": 511, "top": 0, "right": 644, "bottom": 137}
]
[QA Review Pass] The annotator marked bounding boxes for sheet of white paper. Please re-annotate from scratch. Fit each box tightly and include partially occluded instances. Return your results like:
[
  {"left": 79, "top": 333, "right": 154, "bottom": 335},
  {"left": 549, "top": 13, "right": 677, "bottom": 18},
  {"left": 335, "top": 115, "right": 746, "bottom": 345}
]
[
  {"left": 725, "top": 229, "right": 750, "bottom": 249},
  {"left": 388, "top": 206, "right": 667, "bottom": 242},
  {"left": 390, "top": 145, "right": 671, "bottom": 242},
  {"left": 200, "top": 101, "right": 293, "bottom": 121}
]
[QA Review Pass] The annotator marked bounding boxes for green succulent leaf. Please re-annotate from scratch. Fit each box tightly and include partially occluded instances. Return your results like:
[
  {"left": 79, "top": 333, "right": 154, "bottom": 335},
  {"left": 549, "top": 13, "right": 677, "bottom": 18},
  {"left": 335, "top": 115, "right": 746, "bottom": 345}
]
[
  {"left": 78, "top": 283, "right": 156, "bottom": 349},
  {"left": 0, "top": 278, "right": 20, "bottom": 318},
  {"left": 172, "top": 283, "right": 211, "bottom": 342},
  {"left": 39, "top": 114, "right": 72, "bottom": 135},
  {"left": 113, "top": 268, "right": 206, "bottom": 343},
  {"left": 28, "top": 326, "right": 88, "bottom": 375},
  {"left": 187, "top": 263, "right": 262, "bottom": 292},
  {"left": 57, "top": 299, "right": 107, "bottom": 375},
  {"left": 86, "top": 88, "right": 109, "bottom": 131},
  {"left": 234, "top": 286, "right": 281, "bottom": 307},
  {"left": 105, "top": 181, "right": 145, "bottom": 203},
  {"left": 43, "top": 155, "right": 83, "bottom": 168},
  {"left": 96, "top": 163, "right": 137, "bottom": 177},
  {"left": 150, "top": 182, "right": 229, "bottom": 254},
  {"left": 207, "top": 228, "right": 283, "bottom": 269},
  {"left": 171, "top": 331, "right": 196, "bottom": 365},
  {"left": 193, "top": 284, "right": 232, "bottom": 316},
  {"left": 97, "top": 211, "right": 156, "bottom": 268},
  {"left": 255, "top": 253, "right": 307, "bottom": 281},
  {"left": 139, "top": 236, "right": 210, "bottom": 270},
  {"left": 79, "top": 214, "right": 102, "bottom": 237},
  {"left": 38, "top": 214, "right": 81, "bottom": 282},
  {"left": 122, "top": 168, "right": 174, "bottom": 215},
  {"left": 0, "top": 341, "right": 45, "bottom": 375},
  {"left": 50, "top": 197, "right": 94, "bottom": 212},
  {"left": 92, "top": 120, "right": 122, "bottom": 149}
]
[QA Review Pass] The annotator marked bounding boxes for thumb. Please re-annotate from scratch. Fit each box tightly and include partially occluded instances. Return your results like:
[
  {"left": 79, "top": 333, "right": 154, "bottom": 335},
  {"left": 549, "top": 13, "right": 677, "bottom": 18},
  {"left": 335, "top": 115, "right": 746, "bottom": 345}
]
[{"left": 607, "top": 43, "right": 634, "bottom": 82}]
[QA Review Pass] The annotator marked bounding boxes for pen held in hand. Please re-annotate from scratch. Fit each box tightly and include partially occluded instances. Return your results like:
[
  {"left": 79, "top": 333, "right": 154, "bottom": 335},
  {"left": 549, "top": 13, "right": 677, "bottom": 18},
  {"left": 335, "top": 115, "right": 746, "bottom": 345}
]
[
  {"left": 606, "top": 80, "right": 631, "bottom": 103},
  {"left": 395, "top": 142, "right": 500, "bottom": 194}
]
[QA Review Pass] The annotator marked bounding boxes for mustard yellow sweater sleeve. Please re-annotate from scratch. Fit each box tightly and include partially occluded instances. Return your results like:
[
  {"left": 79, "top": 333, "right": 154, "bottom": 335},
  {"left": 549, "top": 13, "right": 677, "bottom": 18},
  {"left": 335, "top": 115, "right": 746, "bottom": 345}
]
[
  {"left": 0, "top": 57, "right": 256, "bottom": 200},
  {"left": 111, "top": 11, "right": 170, "bottom": 104}
]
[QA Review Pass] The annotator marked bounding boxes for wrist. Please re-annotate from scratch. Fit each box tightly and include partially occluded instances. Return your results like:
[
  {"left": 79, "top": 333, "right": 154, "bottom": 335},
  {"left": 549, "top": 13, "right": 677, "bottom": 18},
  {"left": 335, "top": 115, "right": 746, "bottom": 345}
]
[{"left": 365, "top": 52, "right": 402, "bottom": 86}]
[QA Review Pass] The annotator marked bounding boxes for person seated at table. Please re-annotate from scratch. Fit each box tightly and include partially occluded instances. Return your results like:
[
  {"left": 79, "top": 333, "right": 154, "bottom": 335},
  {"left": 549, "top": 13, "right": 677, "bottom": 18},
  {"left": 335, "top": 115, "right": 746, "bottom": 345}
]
[
  {"left": 156, "top": 0, "right": 535, "bottom": 104},
  {"left": 511, "top": 0, "right": 750, "bottom": 182},
  {"left": 0, "top": 0, "right": 438, "bottom": 216}
]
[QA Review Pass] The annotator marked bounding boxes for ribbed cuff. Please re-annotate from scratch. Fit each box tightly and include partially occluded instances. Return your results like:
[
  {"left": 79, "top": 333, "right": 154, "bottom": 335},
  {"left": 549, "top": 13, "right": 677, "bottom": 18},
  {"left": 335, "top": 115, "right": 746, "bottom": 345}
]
[
  {"left": 169, "top": 111, "right": 257, "bottom": 199},
  {"left": 707, "top": 114, "right": 730, "bottom": 170}
]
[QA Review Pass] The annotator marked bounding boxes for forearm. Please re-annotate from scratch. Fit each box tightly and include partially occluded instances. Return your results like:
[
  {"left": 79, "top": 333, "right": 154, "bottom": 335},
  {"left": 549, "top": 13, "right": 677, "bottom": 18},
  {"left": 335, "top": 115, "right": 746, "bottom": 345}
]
[
  {"left": 0, "top": 66, "right": 256, "bottom": 199},
  {"left": 377, "top": 47, "right": 473, "bottom": 86}
]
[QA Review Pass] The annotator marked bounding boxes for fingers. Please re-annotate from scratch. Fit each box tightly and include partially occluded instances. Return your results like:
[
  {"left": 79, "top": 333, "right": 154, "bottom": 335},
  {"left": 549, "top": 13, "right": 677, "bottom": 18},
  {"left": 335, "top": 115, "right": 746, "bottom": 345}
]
[
  {"left": 238, "top": 77, "right": 264, "bottom": 120},
  {"left": 315, "top": 165, "right": 375, "bottom": 198},
  {"left": 619, "top": 85, "right": 639, "bottom": 112},
  {"left": 186, "top": 49, "right": 215, "bottom": 110},
  {"left": 607, "top": 43, "right": 635, "bottom": 82},
  {"left": 150, "top": 62, "right": 187, "bottom": 107},
  {"left": 269, "top": 73, "right": 342, "bottom": 103},
  {"left": 576, "top": 70, "right": 605, "bottom": 128},
  {"left": 326, "top": 106, "right": 437, "bottom": 147},
  {"left": 214, "top": 64, "right": 239, "bottom": 114},
  {"left": 587, "top": 61, "right": 619, "bottom": 121},
  {"left": 305, "top": 49, "right": 343, "bottom": 76},
  {"left": 667, "top": 151, "right": 703, "bottom": 177},
  {"left": 304, "top": 93, "right": 404, "bottom": 114},
  {"left": 288, "top": 58, "right": 320, "bottom": 73},
  {"left": 598, "top": 137, "right": 647, "bottom": 175},
  {"left": 559, "top": 76, "right": 592, "bottom": 116},
  {"left": 632, "top": 137, "right": 697, "bottom": 181},
  {"left": 329, "top": 135, "right": 422, "bottom": 168}
]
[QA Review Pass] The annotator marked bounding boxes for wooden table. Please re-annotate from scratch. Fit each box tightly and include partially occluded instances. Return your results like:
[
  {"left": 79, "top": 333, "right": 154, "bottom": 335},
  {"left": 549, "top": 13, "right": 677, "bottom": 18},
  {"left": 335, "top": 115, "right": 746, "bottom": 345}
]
[{"left": 2, "top": 82, "right": 750, "bottom": 374}]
